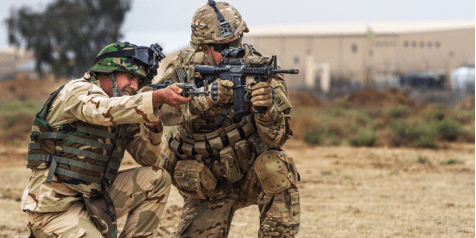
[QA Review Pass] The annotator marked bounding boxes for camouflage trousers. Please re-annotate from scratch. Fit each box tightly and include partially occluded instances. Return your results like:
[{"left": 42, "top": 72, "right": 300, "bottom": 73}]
[
  {"left": 171, "top": 165, "right": 300, "bottom": 238},
  {"left": 26, "top": 166, "right": 172, "bottom": 238}
]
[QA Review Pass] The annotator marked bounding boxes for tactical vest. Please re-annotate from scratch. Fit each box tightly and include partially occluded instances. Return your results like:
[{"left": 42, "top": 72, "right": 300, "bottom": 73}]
[
  {"left": 166, "top": 48, "right": 291, "bottom": 186},
  {"left": 27, "top": 84, "right": 131, "bottom": 188}
]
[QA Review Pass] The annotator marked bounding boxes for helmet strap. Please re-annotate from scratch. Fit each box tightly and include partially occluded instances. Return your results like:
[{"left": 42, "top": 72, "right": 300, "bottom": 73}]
[{"left": 109, "top": 73, "right": 123, "bottom": 97}]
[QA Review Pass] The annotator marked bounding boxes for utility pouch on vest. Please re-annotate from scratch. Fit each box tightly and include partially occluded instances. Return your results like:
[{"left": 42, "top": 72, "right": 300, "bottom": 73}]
[
  {"left": 233, "top": 140, "right": 251, "bottom": 175},
  {"left": 174, "top": 160, "right": 217, "bottom": 199},
  {"left": 219, "top": 146, "right": 243, "bottom": 183}
]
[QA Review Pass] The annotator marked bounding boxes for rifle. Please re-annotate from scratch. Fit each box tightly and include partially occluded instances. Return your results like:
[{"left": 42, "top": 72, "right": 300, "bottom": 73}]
[
  {"left": 148, "top": 81, "right": 210, "bottom": 97},
  {"left": 148, "top": 68, "right": 210, "bottom": 97},
  {"left": 194, "top": 47, "right": 299, "bottom": 117}
]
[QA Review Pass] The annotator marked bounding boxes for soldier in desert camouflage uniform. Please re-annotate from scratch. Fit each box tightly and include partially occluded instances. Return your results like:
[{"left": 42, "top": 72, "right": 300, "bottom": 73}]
[
  {"left": 21, "top": 42, "right": 191, "bottom": 238},
  {"left": 156, "top": 1, "right": 300, "bottom": 237}
]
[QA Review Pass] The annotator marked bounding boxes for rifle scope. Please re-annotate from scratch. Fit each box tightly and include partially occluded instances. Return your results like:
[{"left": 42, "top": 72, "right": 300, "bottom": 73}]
[{"left": 221, "top": 47, "right": 245, "bottom": 59}]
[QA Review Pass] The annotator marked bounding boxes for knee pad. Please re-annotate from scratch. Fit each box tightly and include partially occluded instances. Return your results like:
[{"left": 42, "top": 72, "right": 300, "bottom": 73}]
[{"left": 254, "top": 150, "right": 297, "bottom": 195}]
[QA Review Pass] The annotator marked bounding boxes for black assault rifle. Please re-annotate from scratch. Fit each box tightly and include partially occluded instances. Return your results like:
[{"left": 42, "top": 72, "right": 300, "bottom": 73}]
[{"left": 194, "top": 47, "right": 299, "bottom": 118}]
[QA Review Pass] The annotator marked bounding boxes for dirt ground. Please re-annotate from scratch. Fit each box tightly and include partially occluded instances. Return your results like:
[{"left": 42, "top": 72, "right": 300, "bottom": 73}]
[{"left": 0, "top": 139, "right": 474, "bottom": 238}]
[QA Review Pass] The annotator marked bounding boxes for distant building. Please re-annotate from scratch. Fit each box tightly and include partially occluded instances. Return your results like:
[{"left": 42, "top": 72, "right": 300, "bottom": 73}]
[
  {"left": 244, "top": 21, "right": 475, "bottom": 91},
  {"left": 0, "top": 47, "right": 34, "bottom": 80}
]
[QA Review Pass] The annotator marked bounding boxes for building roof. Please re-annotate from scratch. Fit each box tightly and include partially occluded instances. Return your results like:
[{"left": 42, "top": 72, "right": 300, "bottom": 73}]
[{"left": 247, "top": 20, "right": 475, "bottom": 37}]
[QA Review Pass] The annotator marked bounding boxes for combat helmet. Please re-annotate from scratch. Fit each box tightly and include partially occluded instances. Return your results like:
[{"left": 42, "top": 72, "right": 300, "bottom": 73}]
[
  {"left": 191, "top": 1, "right": 249, "bottom": 49},
  {"left": 90, "top": 42, "right": 165, "bottom": 96}
]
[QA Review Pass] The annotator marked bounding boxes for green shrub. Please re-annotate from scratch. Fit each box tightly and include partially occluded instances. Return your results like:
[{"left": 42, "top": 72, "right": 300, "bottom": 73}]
[
  {"left": 460, "top": 125, "right": 475, "bottom": 142},
  {"left": 391, "top": 119, "right": 438, "bottom": 146},
  {"left": 440, "top": 159, "right": 465, "bottom": 165},
  {"left": 437, "top": 118, "right": 462, "bottom": 141},
  {"left": 385, "top": 105, "right": 412, "bottom": 119},
  {"left": 321, "top": 170, "right": 332, "bottom": 176},
  {"left": 0, "top": 99, "right": 43, "bottom": 117},
  {"left": 416, "top": 155, "right": 431, "bottom": 165},
  {"left": 328, "top": 133, "right": 343, "bottom": 146},
  {"left": 305, "top": 127, "right": 325, "bottom": 145},
  {"left": 430, "top": 109, "right": 445, "bottom": 121},
  {"left": 350, "top": 122, "right": 360, "bottom": 133},
  {"left": 348, "top": 131, "right": 376, "bottom": 147},
  {"left": 363, "top": 108, "right": 382, "bottom": 119},
  {"left": 417, "top": 135, "right": 438, "bottom": 148}
]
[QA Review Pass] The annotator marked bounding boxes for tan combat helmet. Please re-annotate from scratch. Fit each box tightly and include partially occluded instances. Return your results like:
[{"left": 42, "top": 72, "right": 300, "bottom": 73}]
[{"left": 191, "top": 1, "right": 249, "bottom": 49}]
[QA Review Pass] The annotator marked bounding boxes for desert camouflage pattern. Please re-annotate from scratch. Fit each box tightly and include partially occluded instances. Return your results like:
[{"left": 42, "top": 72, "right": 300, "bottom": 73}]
[
  {"left": 26, "top": 166, "right": 171, "bottom": 238},
  {"left": 22, "top": 72, "right": 169, "bottom": 237},
  {"left": 158, "top": 47, "right": 300, "bottom": 237},
  {"left": 90, "top": 42, "right": 148, "bottom": 78},
  {"left": 191, "top": 2, "right": 249, "bottom": 48}
]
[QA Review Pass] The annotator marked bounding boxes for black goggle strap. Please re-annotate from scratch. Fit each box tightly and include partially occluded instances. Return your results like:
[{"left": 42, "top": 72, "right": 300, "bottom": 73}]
[{"left": 207, "top": 0, "right": 235, "bottom": 37}]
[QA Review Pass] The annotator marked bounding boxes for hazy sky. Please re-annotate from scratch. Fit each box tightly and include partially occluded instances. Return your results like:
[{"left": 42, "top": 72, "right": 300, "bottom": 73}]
[{"left": 0, "top": 0, "right": 474, "bottom": 53}]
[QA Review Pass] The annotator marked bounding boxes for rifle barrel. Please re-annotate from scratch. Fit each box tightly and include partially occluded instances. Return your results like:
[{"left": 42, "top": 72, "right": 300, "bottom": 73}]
[{"left": 273, "top": 69, "right": 299, "bottom": 74}]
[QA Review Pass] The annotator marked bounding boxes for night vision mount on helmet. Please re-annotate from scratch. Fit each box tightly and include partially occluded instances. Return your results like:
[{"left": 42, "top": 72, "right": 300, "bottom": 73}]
[
  {"left": 207, "top": 0, "right": 235, "bottom": 38},
  {"left": 191, "top": 1, "right": 249, "bottom": 49}
]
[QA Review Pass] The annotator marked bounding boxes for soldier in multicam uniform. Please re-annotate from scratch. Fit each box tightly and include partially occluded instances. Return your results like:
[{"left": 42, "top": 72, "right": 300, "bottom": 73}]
[
  {"left": 21, "top": 42, "right": 191, "bottom": 238},
  {"left": 157, "top": 1, "right": 300, "bottom": 237}
]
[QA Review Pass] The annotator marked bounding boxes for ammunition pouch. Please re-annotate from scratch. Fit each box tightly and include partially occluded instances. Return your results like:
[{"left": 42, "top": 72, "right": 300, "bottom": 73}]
[
  {"left": 173, "top": 160, "right": 217, "bottom": 199},
  {"left": 219, "top": 146, "right": 243, "bottom": 183},
  {"left": 254, "top": 150, "right": 298, "bottom": 195},
  {"left": 169, "top": 115, "right": 256, "bottom": 186},
  {"left": 168, "top": 114, "right": 255, "bottom": 158}
]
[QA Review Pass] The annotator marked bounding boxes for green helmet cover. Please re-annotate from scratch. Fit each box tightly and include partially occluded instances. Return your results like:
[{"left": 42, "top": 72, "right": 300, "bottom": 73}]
[{"left": 90, "top": 42, "right": 148, "bottom": 78}]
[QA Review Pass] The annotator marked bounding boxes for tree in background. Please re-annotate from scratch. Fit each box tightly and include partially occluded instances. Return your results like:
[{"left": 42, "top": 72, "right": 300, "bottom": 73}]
[{"left": 5, "top": 0, "right": 131, "bottom": 79}]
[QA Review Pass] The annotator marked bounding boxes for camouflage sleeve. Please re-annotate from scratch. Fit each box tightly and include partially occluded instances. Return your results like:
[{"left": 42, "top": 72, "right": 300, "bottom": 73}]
[
  {"left": 125, "top": 123, "right": 163, "bottom": 166},
  {"left": 47, "top": 78, "right": 160, "bottom": 127},
  {"left": 254, "top": 75, "right": 293, "bottom": 147},
  {"left": 160, "top": 51, "right": 204, "bottom": 124}
]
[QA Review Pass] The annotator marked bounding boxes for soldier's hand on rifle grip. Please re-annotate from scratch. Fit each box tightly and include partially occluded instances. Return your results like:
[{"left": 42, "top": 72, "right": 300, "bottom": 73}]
[
  {"left": 206, "top": 79, "right": 234, "bottom": 106},
  {"left": 251, "top": 82, "right": 274, "bottom": 114},
  {"left": 153, "top": 84, "right": 191, "bottom": 108}
]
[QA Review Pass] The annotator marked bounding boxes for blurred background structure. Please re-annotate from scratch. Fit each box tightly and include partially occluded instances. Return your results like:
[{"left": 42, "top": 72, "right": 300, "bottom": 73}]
[
  {"left": 245, "top": 21, "right": 475, "bottom": 92},
  {"left": 0, "top": 0, "right": 474, "bottom": 104}
]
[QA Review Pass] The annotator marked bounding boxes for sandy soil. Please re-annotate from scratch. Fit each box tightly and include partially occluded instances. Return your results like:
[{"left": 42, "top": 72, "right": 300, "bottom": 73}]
[{"left": 0, "top": 140, "right": 474, "bottom": 238}]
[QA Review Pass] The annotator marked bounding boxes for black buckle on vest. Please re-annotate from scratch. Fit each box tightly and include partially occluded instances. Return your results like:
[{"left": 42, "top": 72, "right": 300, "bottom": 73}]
[
  {"left": 45, "top": 154, "right": 53, "bottom": 163},
  {"left": 30, "top": 132, "right": 39, "bottom": 141},
  {"left": 108, "top": 168, "right": 119, "bottom": 175}
]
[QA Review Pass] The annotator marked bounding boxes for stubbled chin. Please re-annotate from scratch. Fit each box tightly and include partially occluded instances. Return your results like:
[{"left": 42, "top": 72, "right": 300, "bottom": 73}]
[{"left": 122, "top": 91, "right": 135, "bottom": 96}]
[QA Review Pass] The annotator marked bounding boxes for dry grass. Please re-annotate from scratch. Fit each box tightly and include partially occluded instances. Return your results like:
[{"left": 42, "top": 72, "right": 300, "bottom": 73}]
[{"left": 0, "top": 141, "right": 473, "bottom": 237}]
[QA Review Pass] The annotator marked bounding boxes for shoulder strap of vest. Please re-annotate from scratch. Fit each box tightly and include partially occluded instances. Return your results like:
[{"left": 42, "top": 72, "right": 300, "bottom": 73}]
[{"left": 33, "top": 84, "right": 66, "bottom": 125}]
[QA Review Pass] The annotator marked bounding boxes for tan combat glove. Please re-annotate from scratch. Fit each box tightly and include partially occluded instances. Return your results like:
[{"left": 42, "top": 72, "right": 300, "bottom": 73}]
[
  {"left": 206, "top": 79, "right": 234, "bottom": 106},
  {"left": 251, "top": 82, "right": 274, "bottom": 115}
]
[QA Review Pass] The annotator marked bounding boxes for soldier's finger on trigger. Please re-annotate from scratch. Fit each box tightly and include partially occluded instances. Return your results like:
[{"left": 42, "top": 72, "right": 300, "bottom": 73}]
[{"left": 222, "top": 80, "right": 234, "bottom": 88}]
